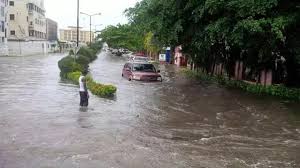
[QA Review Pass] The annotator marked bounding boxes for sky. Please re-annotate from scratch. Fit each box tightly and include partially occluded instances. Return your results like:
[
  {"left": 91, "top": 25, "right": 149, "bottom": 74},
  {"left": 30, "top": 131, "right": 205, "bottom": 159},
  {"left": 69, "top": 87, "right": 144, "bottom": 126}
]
[{"left": 44, "top": 0, "right": 140, "bottom": 31}]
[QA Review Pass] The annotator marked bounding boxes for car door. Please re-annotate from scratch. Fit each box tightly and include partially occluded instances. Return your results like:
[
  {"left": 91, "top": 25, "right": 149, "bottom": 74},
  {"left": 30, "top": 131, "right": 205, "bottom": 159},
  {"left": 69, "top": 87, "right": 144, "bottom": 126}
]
[
  {"left": 123, "top": 63, "right": 129, "bottom": 78},
  {"left": 123, "top": 63, "right": 131, "bottom": 79},
  {"left": 126, "top": 63, "right": 133, "bottom": 78}
]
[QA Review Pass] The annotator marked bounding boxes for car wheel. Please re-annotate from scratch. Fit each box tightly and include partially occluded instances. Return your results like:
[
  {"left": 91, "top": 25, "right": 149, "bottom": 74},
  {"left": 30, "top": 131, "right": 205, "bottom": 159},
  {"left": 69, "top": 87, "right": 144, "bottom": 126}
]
[
  {"left": 122, "top": 73, "right": 124, "bottom": 77},
  {"left": 129, "top": 76, "right": 132, "bottom": 81}
]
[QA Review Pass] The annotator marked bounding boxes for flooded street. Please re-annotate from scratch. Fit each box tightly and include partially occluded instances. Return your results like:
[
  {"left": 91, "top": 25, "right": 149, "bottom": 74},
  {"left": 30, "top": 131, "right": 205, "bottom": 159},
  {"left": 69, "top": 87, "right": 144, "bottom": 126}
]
[{"left": 0, "top": 52, "right": 300, "bottom": 168}]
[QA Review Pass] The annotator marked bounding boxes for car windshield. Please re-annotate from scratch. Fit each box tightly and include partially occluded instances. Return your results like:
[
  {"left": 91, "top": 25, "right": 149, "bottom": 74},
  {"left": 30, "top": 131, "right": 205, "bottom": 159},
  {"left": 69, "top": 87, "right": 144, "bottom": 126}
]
[{"left": 133, "top": 63, "right": 156, "bottom": 72}]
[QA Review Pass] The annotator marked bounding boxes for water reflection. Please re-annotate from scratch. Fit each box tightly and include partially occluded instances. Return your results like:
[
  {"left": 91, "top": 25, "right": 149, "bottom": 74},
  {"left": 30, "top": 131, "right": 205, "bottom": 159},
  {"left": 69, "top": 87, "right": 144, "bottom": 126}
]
[{"left": 77, "top": 107, "right": 94, "bottom": 129}]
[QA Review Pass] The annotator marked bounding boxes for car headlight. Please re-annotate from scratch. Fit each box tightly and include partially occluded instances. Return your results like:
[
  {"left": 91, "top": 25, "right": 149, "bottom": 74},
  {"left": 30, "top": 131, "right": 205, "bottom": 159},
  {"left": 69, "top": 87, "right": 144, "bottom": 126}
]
[{"left": 157, "top": 77, "right": 162, "bottom": 81}]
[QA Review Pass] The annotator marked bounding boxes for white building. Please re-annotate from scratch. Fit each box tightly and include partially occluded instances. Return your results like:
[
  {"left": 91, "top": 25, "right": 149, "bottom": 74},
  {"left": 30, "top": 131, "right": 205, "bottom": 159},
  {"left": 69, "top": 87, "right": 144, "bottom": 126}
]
[
  {"left": 7, "top": 0, "right": 47, "bottom": 56},
  {"left": 59, "top": 26, "right": 94, "bottom": 45},
  {"left": 0, "top": 0, "right": 8, "bottom": 56}
]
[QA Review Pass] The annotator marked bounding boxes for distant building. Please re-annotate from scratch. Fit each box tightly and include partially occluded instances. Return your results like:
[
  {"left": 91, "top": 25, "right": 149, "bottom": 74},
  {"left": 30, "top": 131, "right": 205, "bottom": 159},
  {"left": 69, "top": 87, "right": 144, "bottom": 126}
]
[
  {"left": 59, "top": 26, "right": 94, "bottom": 44},
  {"left": 46, "top": 18, "right": 57, "bottom": 41},
  {"left": 7, "top": 0, "right": 48, "bottom": 56},
  {"left": 0, "top": 0, "right": 8, "bottom": 56}
]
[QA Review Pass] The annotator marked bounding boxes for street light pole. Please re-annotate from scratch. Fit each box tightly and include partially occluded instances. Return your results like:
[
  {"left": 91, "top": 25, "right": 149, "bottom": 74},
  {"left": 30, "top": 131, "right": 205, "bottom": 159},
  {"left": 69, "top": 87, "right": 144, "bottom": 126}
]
[
  {"left": 77, "top": 0, "right": 79, "bottom": 47},
  {"left": 80, "top": 12, "right": 101, "bottom": 46}
]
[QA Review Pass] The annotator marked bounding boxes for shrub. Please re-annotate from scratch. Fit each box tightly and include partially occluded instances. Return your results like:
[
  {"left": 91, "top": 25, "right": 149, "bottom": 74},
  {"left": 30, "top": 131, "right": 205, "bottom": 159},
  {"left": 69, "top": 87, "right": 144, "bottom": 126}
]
[
  {"left": 90, "top": 42, "right": 103, "bottom": 51},
  {"left": 77, "top": 47, "right": 97, "bottom": 61},
  {"left": 58, "top": 45, "right": 117, "bottom": 98},
  {"left": 87, "top": 80, "right": 117, "bottom": 97},
  {"left": 66, "top": 71, "right": 81, "bottom": 84},
  {"left": 58, "top": 56, "right": 82, "bottom": 76},
  {"left": 182, "top": 69, "right": 300, "bottom": 101},
  {"left": 69, "top": 49, "right": 74, "bottom": 56},
  {"left": 66, "top": 71, "right": 117, "bottom": 97},
  {"left": 76, "top": 55, "right": 91, "bottom": 66}
]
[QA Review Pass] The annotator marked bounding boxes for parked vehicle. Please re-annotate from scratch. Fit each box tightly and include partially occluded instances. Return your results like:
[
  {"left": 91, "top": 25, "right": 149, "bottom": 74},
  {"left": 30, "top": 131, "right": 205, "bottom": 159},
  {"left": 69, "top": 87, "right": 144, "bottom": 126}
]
[
  {"left": 128, "top": 55, "right": 150, "bottom": 62},
  {"left": 122, "top": 62, "right": 162, "bottom": 82}
]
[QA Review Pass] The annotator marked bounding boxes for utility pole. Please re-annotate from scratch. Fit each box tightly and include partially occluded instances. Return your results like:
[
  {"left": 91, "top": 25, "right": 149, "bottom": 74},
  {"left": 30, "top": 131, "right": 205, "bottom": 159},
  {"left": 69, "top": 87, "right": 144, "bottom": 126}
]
[
  {"left": 80, "top": 12, "right": 101, "bottom": 46},
  {"left": 77, "top": 0, "right": 79, "bottom": 47}
]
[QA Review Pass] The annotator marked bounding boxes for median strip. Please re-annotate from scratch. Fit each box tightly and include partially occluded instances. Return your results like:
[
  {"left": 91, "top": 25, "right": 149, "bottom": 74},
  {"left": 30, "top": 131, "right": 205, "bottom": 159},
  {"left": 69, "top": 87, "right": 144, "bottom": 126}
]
[{"left": 58, "top": 45, "right": 117, "bottom": 98}]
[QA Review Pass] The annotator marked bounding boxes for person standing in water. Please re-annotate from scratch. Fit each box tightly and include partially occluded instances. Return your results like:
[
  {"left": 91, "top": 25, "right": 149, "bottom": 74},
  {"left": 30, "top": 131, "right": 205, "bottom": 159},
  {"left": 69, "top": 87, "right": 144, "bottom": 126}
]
[{"left": 79, "top": 70, "right": 89, "bottom": 107}]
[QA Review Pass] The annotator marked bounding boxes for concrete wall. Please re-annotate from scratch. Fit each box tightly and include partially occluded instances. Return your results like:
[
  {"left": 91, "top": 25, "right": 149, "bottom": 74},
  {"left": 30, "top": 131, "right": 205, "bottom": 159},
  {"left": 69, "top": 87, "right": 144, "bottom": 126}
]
[
  {"left": 7, "top": 40, "right": 48, "bottom": 56},
  {"left": 0, "top": 43, "right": 8, "bottom": 56}
]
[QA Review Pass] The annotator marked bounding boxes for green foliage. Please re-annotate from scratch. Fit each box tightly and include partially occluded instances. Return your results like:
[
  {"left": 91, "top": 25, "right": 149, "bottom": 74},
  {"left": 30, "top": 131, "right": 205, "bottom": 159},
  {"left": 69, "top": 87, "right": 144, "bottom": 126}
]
[
  {"left": 69, "top": 49, "right": 74, "bottom": 56},
  {"left": 77, "top": 47, "right": 98, "bottom": 61},
  {"left": 87, "top": 80, "right": 117, "bottom": 97},
  {"left": 182, "top": 69, "right": 300, "bottom": 101},
  {"left": 76, "top": 55, "right": 91, "bottom": 66},
  {"left": 144, "top": 32, "right": 161, "bottom": 54},
  {"left": 58, "top": 56, "right": 82, "bottom": 77},
  {"left": 66, "top": 71, "right": 81, "bottom": 84},
  {"left": 122, "top": 0, "right": 300, "bottom": 87},
  {"left": 66, "top": 71, "right": 117, "bottom": 98},
  {"left": 58, "top": 45, "right": 117, "bottom": 98},
  {"left": 100, "top": 24, "right": 144, "bottom": 51},
  {"left": 90, "top": 41, "right": 103, "bottom": 51}
]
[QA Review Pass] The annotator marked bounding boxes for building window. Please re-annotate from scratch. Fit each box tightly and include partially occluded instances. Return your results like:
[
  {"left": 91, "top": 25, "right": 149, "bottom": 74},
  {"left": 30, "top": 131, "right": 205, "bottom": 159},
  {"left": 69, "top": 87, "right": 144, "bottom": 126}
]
[
  {"left": 1, "top": 7, "right": 4, "bottom": 17},
  {"left": 9, "top": 1, "right": 13, "bottom": 6},
  {"left": 1, "top": 21, "right": 4, "bottom": 32},
  {"left": 29, "top": 30, "right": 34, "bottom": 36},
  {"left": 10, "top": 30, "right": 15, "bottom": 35},
  {"left": 9, "top": 14, "right": 14, "bottom": 20}
]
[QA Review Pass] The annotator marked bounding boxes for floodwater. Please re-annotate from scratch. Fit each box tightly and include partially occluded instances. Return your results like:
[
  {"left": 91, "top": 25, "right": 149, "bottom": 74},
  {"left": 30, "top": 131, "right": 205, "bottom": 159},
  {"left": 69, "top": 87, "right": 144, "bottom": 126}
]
[{"left": 0, "top": 52, "right": 299, "bottom": 168}]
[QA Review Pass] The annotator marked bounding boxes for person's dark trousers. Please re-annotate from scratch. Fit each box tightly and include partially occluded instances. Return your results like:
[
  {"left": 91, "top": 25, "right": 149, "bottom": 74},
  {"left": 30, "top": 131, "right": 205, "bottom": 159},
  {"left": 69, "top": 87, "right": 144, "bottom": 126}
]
[{"left": 79, "top": 91, "right": 89, "bottom": 107}]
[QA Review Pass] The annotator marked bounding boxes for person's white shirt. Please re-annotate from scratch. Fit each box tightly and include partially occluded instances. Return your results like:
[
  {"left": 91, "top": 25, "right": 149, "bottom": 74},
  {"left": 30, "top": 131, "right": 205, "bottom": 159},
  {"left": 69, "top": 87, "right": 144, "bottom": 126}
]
[{"left": 79, "top": 75, "right": 86, "bottom": 92}]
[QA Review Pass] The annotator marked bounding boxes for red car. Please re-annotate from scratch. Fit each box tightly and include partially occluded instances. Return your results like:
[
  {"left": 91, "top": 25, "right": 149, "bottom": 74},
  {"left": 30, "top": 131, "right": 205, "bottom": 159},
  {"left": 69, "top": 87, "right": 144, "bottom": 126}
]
[{"left": 122, "top": 62, "right": 162, "bottom": 82}]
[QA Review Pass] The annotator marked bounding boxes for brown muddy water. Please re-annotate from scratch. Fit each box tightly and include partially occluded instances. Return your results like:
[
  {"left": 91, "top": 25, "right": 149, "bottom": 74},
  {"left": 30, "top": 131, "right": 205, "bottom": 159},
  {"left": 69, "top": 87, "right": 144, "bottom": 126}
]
[{"left": 0, "top": 52, "right": 299, "bottom": 168}]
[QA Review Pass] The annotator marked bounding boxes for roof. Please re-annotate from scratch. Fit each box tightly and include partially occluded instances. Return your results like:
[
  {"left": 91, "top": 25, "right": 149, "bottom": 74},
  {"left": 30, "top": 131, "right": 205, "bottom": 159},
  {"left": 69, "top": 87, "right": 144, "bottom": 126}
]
[{"left": 126, "top": 60, "right": 152, "bottom": 64}]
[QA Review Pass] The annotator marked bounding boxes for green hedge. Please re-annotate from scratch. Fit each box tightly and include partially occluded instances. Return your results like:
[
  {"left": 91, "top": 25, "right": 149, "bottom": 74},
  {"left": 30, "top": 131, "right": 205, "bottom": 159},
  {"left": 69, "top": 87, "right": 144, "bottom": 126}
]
[
  {"left": 76, "top": 55, "right": 91, "bottom": 66},
  {"left": 77, "top": 47, "right": 97, "bottom": 61},
  {"left": 182, "top": 69, "right": 300, "bottom": 101},
  {"left": 87, "top": 79, "right": 117, "bottom": 97},
  {"left": 67, "top": 71, "right": 117, "bottom": 97},
  {"left": 58, "top": 56, "right": 83, "bottom": 77},
  {"left": 58, "top": 45, "right": 117, "bottom": 98},
  {"left": 59, "top": 47, "right": 98, "bottom": 76}
]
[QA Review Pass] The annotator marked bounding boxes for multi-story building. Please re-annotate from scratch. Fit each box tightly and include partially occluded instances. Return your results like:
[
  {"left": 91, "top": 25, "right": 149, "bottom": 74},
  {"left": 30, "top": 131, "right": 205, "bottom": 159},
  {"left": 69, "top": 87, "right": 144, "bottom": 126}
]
[
  {"left": 46, "top": 18, "right": 57, "bottom": 41},
  {"left": 7, "top": 0, "right": 48, "bottom": 56},
  {"left": 59, "top": 26, "right": 94, "bottom": 44},
  {"left": 0, "top": 0, "right": 8, "bottom": 56}
]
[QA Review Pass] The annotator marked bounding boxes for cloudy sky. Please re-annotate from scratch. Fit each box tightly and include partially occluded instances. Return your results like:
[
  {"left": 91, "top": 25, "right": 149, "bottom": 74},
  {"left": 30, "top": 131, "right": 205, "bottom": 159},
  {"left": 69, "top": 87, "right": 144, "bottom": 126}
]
[{"left": 44, "top": 0, "right": 140, "bottom": 31}]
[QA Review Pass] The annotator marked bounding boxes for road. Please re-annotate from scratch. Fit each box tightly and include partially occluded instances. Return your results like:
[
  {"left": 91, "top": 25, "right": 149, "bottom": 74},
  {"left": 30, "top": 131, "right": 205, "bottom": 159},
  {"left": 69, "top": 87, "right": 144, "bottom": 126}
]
[{"left": 0, "top": 52, "right": 299, "bottom": 168}]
